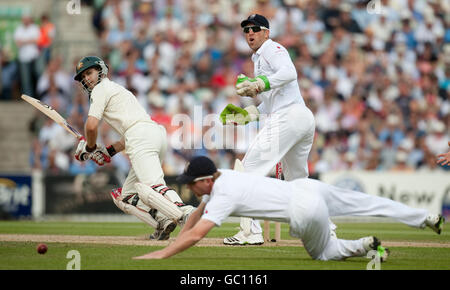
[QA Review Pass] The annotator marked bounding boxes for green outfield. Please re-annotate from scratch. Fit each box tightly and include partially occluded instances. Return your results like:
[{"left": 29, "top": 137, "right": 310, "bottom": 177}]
[{"left": 0, "top": 221, "right": 448, "bottom": 270}]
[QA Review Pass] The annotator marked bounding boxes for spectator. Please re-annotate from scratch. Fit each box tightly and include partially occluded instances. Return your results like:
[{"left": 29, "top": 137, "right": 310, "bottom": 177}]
[
  {"left": 379, "top": 137, "right": 397, "bottom": 170},
  {"left": 37, "top": 13, "right": 56, "bottom": 67},
  {"left": 321, "top": 0, "right": 341, "bottom": 32},
  {"left": 390, "top": 151, "right": 414, "bottom": 172},
  {"left": 425, "top": 120, "right": 449, "bottom": 156},
  {"left": 0, "top": 48, "right": 19, "bottom": 99},
  {"left": 36, "top": 57, "right": 72, "bottom": 99},
  {"left": 143, "top": 31, "right": 176, "bottom": 75},
  {"left": 315, "top": 88, "right": 341, "bottom": 133},
  {"left": 338, "top": 3, "right": 362, "bottom": 34},
  {"left": 14, "top": 14, "right": 40, "bottom": 97},
  {"left": 378, "top": 114, "right": 405, "bottom": 148},
  {"left": 19, "top": 0, "right": 450, "bottom": 180},
  {"left": 107, "top": 17, "right": 133, "bottom": 47}
]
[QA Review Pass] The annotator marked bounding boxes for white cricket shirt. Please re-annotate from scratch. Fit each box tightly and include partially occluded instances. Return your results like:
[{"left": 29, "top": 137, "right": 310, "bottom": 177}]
[
  {"left": 88, "top": 78, "right": 154, "bottom": 135},
  {"left": 252, "top": 39, "right": 305, "bottom": 114},
  {"left": 201, "top": 169, "right": 293, "bottom": 226}
]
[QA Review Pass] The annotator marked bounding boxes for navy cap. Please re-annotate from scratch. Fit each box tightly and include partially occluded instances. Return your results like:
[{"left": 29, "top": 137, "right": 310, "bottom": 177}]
[
  {"left": 176, "top": 156, "right": 218, "bottom": 184},
  {"left": 241, "top": 14, "right": 270, "bottom": 29}
]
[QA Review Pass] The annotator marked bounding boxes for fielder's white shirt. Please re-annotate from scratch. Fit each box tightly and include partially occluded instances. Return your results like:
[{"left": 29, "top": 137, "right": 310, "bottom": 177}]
[
  {"left": 252, "top": 39, "right": 305, "bottom": 114},
  {"left": 88, "top": 78, "right": 154, "bottom": 135},
  {"left": 201, "top": 169, "right": 293, "bottom": 226}
]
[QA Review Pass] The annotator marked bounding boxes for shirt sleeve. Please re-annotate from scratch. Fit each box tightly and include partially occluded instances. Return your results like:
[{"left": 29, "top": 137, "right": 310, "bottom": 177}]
[
  {"left": 262, "top": 47, "right": 297, "bottom": 90},
  {"left": 257, "top": 101, "right": 267, "bottom": 115},
  {"left": 201, "top": 193, "right": 235, "bottom": 227},
  {"left": 88, "top": 84, "right": 108, "bottom": 120},
  {"left": 201, "top": 195, "right": 210, "bottom": 204}
]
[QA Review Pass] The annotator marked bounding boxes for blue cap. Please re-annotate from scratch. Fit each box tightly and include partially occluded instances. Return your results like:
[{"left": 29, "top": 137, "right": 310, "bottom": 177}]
[
  {"left": 176, "top": 156, "right": 218, "bottom": 184},
  {"left": 241, "top": 14, "right": 269, "bottom": 29}
]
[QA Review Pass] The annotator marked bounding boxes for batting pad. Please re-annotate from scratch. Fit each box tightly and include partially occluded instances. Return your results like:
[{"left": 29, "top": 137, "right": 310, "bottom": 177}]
[
  {"left": 135, "top": 183, "right": 183, "bottom": 222},
  {"left": 113, "top": 198, "right": 158, "bottom": 229}
]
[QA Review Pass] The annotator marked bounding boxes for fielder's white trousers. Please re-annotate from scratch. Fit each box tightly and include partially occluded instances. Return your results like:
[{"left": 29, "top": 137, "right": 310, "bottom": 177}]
[
  {"left": 241, "top": 104, "right": 315, "bottom": 234},
  {"left": 288, "top": 179, "right": 429, "bottom": 261},
  {"left": 121, "top": 122, "right": 181, "bottom": 212}
]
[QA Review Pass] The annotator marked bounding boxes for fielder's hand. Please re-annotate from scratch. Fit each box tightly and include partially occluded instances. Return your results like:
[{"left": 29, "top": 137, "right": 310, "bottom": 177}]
[
  {"left": 220, "top": 104, "right": 259, "bottom": 125},
  {"left": 436, "top": 141, "right": 450, "bottom": 166},
  {"left": 235, "top": 74, "right": 270, "bottom": 97},
  {"left": 74, "top": 138, "right": 96, "bottom": 162},
  {"left": 90, "top": 145, "right": 114, "bottom": 166}
]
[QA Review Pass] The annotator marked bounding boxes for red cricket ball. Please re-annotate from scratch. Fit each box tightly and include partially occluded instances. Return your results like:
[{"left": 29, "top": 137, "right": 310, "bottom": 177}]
[{"left": 37, "top": 243, "right": 48, "bottom": 254}]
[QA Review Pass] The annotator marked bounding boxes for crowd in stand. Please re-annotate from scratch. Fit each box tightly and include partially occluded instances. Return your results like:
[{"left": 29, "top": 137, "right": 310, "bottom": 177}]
[{"left": 2, "top": 0, "right": 449, "bottom": 179}]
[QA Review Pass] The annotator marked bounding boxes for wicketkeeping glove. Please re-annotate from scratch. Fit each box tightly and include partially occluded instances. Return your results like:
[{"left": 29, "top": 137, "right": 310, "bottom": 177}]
[
  {"left": 74, "top": 138, "right": 95, "bottom": 162},
  {"left": 235, "top": 74, "right": 270, "bottom": 97},
  {"left": 220, "top": 104, "right": 259, "bottom": 125}
]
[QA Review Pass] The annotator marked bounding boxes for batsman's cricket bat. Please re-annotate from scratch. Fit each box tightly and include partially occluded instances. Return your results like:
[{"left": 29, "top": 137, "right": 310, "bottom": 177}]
[{"left": 21, "top": 94, "right": 83, "bottom": 140}]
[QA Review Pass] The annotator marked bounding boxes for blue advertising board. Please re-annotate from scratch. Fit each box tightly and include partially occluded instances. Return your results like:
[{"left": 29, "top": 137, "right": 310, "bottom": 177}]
[{"left": 0, "top": 175, "right": 32, "bottom": 218}]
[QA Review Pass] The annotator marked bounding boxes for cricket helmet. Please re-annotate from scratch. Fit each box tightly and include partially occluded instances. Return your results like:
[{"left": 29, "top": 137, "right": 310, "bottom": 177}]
[{"left": 74, "top": 56, "right": 108, "bottom": 82}]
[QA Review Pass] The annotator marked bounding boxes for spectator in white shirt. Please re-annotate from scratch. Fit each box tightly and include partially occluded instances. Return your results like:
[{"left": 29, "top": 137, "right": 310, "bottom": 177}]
[{"left": 14, "top": 14, "right": 40, "bottom": 97}]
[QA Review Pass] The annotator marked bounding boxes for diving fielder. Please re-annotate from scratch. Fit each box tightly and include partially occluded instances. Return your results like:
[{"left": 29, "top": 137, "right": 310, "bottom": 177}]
[
  {"left": 133, "top": 156, "right": 444, "bottom": 260},
  {"left": 220, "top": 14, "right": 330, "bottom": 245},
  {"left": 73, "top": 56, "right": 194, "bottom": 240}
]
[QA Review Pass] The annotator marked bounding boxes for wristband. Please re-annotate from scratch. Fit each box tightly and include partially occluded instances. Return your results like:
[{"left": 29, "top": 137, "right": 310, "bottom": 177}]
[
  {"left": 107, "top": 145, "right": 117, "bottom": 157},
  {"left": 256, "top": 75, "right": 270, "bottom": 91}
]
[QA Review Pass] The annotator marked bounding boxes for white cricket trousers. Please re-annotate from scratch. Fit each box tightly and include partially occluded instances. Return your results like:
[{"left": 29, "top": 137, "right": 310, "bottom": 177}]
[
  {"left": 243, "top": 104, "right": 315, "bottom": 179},
  {"left": 242, "top": 104, "right": 315, "bottom": 234},
  {"left": 121, "top": 122, "right": 182, "bottom": 211},
  {"left": 288, "top": 179, "right": 429, "bottom": 261}
]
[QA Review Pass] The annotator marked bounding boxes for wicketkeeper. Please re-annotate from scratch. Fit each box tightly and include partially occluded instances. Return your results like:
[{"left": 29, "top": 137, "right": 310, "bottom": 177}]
[
  {"left": 133, "top": 156, "right": 444, "bottom": 260},
  {"left": 220, "top": 14, "right": 335, "bottom": 245},
  {"left": 73, "top": 56, "right": 194, "bottom": 240}
]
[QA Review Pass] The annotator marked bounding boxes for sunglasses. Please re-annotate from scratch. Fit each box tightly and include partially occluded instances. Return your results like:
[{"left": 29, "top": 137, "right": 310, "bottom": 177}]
[{"left": 243, "top": 26, "right": 268, "bottom": 33}]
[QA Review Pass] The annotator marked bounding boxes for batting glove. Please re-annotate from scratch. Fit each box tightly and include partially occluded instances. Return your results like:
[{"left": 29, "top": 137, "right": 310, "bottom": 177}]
[
  {"left": 220, "top": 104, "right": 259, "bottom": 125},
  {"left": 74, "top": 137, "right": 96, "bottom": 162},
  {"left": 91, "top": 145, "right": 116, "bottom": 166},
  {"left": 235, "top": 74, "right": 270, "bottom": 97}
]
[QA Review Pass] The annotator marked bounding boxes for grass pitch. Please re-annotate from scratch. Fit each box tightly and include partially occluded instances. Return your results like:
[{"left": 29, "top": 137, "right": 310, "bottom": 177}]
[{"left": 0, "top": 221, "right": 448, "bottom": 270}]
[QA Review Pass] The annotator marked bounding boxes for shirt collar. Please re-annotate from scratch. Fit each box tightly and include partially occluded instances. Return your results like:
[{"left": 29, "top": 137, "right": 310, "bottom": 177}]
[{"left": 254, "top": 39, "right": 272, "bottom": 57}]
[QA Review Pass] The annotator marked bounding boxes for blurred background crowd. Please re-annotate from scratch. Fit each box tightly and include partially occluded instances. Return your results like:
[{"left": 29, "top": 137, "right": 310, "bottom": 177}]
[{"left": 1, "top": 0, "right": 449, "bottom": 182}]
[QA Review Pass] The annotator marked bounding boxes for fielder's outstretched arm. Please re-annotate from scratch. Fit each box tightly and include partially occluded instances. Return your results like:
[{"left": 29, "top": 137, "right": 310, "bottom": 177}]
[
  {"left": 133, "top": 218, "right": 215, "bottom": 259},
  {"left": 178, "top": 202, "right": 206, "bottom": 236}
]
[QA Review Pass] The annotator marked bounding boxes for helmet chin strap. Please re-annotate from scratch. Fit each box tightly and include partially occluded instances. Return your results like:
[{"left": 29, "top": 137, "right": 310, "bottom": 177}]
[{"left": 80, "top": 67, "right": 108, "bottom": 95}]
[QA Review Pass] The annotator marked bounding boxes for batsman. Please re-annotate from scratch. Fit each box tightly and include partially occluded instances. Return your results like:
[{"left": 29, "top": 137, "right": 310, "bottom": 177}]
[
  {"left": 73, "top": 56, "right": 194, "bottom": 240},
  {"left": 220, "top": 14, "right": 336, "bottom": 245}
]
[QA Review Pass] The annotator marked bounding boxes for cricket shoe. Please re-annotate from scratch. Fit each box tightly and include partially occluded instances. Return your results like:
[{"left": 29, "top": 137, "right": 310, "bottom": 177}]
[
  {"left": 223, "top": 231, "right": 264, "bottom": 245},
  {"left": 329, "top": 219, "right": 337, "bottom": 238},
  {"left": 425, "top": 214, "right": 445, "bottom": 234},
  {"left": 149, "top": 218, "right": 177, "bottom": 240},
  {"left": 363, "top": 236, "right": 389, "bottom": 262},
  {"left": 149, "top": 209, "right": 177, "bottom": 240},
  {"left": 330, "top": 230, "right": 337, "bottom": 239}
]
